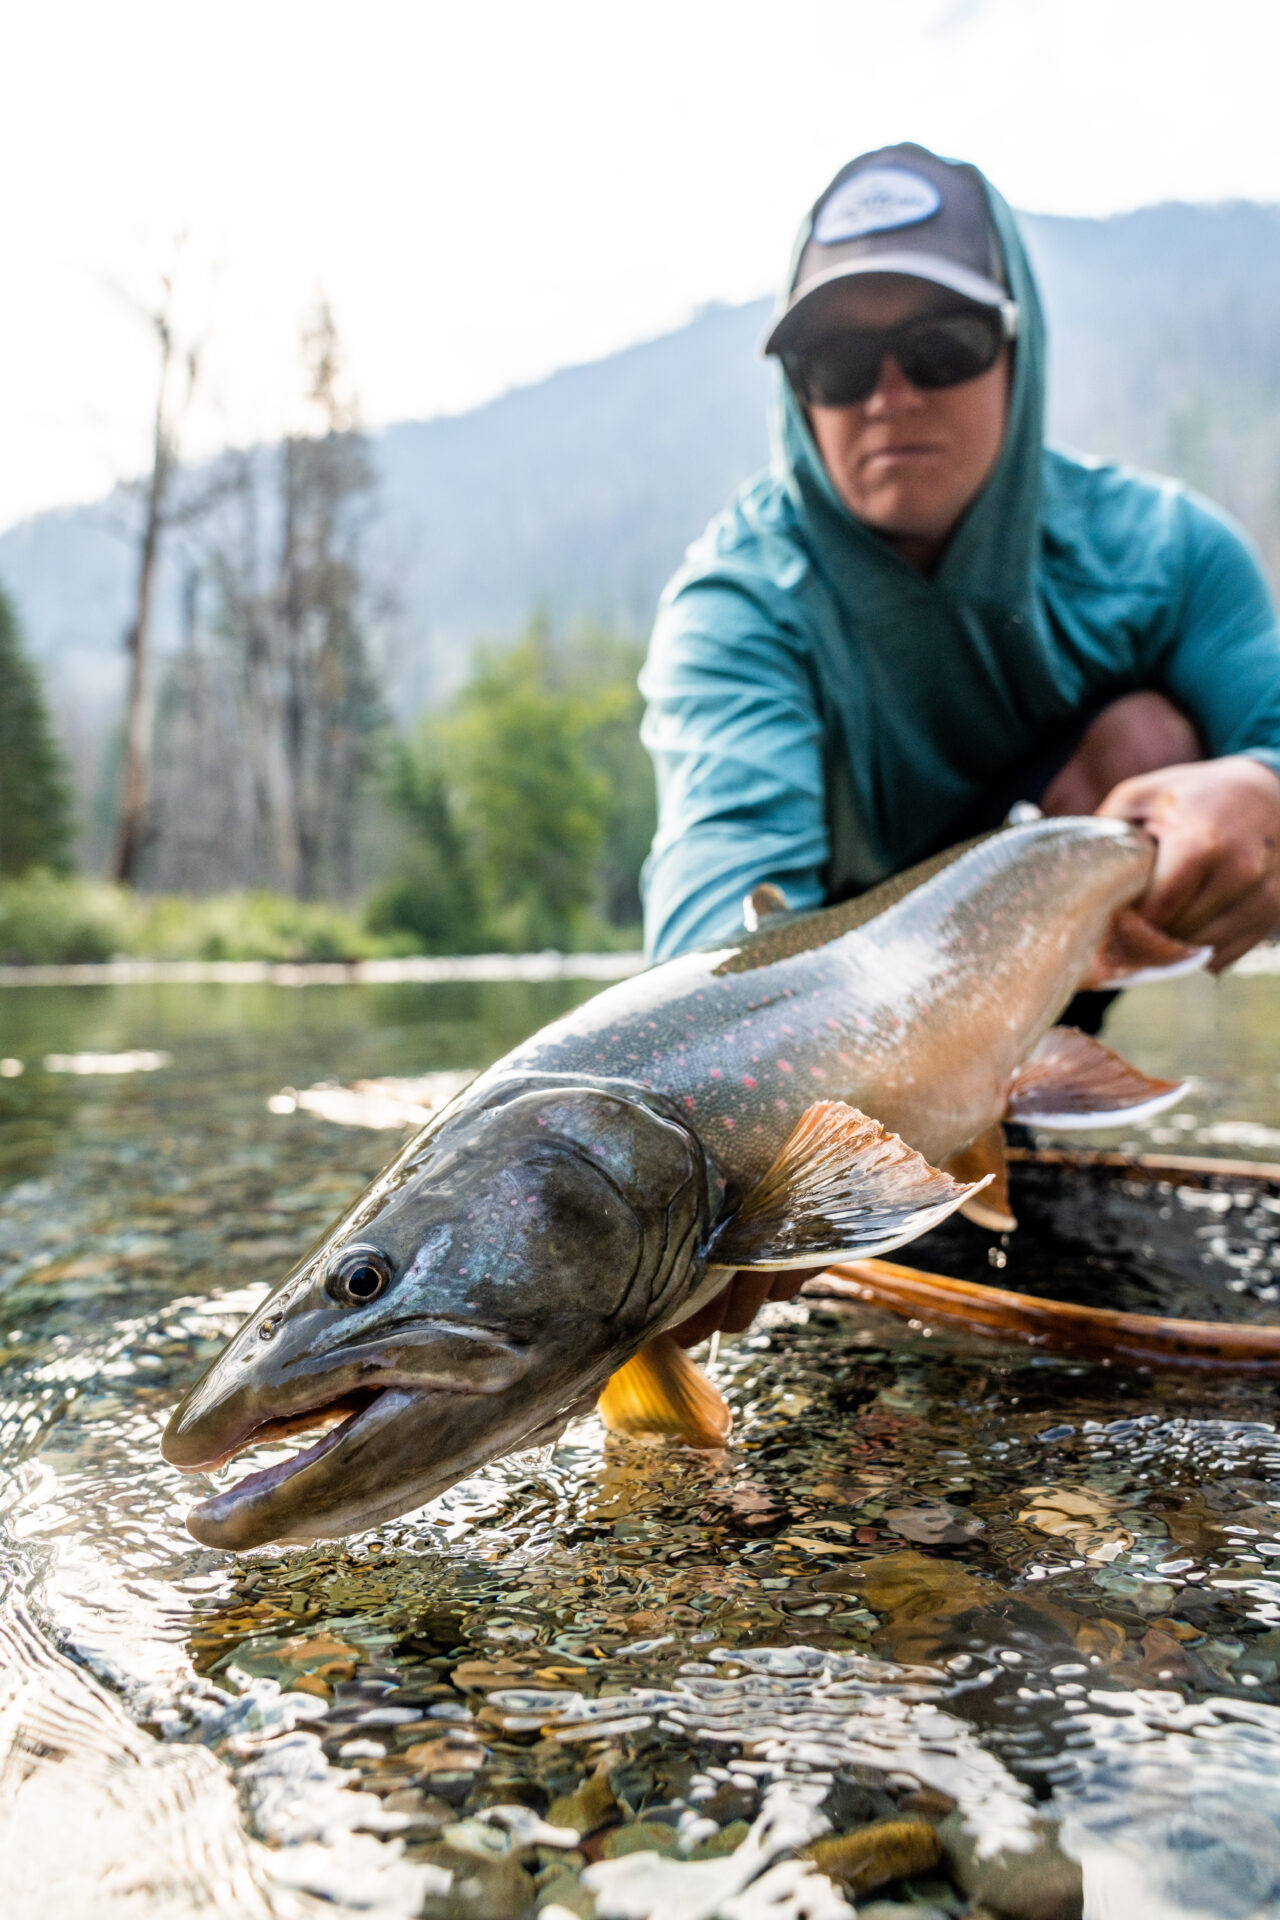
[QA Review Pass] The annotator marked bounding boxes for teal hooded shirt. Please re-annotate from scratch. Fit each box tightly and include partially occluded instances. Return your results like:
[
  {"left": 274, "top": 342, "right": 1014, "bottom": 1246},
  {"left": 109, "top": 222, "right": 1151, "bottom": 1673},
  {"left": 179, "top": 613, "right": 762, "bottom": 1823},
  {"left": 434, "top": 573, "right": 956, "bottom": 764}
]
[{"left": 640, "top": 176, "right": 1280, "bottom": 962}]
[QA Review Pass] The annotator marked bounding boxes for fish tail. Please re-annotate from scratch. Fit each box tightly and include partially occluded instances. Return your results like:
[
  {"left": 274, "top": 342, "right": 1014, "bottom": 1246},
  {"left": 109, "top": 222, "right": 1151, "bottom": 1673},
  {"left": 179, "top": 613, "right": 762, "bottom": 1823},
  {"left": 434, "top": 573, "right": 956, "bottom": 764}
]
[{"left": 598, "top": 1333, "right": 732, "bottom": 1448}]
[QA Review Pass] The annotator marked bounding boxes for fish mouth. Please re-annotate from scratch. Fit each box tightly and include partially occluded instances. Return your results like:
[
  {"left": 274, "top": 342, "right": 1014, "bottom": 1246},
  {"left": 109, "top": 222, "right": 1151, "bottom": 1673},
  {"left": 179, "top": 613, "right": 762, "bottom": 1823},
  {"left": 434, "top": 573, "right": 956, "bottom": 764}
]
[
  {"left": 164, "top": 1317, "right": 546, "bottom": 1549},
  {"left": 189, "top": 1389, "right": 386, "bottom": 1516},
  {"left": 177, "top": 1385, "right": 411, "bottom": 1550},
  {"left": 176, "top": 1375, "right": 551, "bottom": 1551},
  {"left": 171, "top": 1388, "right": 383, "bottom": 1476}
]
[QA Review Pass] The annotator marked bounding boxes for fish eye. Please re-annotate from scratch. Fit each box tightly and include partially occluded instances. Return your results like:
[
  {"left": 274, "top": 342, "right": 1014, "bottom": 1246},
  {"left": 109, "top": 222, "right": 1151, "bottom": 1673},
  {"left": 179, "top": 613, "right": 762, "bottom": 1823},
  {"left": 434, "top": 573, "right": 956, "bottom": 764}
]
[{"left": 327, "top": 1244, "right": 393, "bottom": 1306}]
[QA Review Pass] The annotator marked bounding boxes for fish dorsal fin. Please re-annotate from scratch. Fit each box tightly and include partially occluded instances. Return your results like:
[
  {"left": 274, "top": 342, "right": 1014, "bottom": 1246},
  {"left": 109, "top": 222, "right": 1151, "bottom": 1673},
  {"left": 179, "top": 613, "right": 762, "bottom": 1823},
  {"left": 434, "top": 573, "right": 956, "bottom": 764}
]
[
  {"left": 1006, "top": 1027, "right": 1186, "bottom": 1129},
  {"left": 709, "top": 1100, "right": 990, "bottom": 1270},
  {"left": 743, "top": 882, "right": 792, "bottom": 932},
  {"left": 598, "top": 1333, "right": 731, "bottom": 1448},
  {"left": 946, "top": 1124, "right": 1017, "bottom": 1233},
  {"left": 1085, "top": 907, "right": 1211, "bottom": 989}
]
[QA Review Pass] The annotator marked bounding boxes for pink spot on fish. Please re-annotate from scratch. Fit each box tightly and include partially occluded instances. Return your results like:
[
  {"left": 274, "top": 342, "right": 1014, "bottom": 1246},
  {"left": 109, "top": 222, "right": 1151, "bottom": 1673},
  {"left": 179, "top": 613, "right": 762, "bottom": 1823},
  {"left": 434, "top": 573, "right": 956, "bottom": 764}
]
[
  {"left": 709, "top": 1067, "right": 723, "bottom": 1080},
  {"left": 741, "top": 1074, "right": 757, "bottom": 1088},
  {"left": 721, "top": 1116, "right": 736, "bottom": 1130},
  {"left": 684, "top": 1095, "right": 696, "bottom": 1110},
  {"left": 810, "top": 1066, "right": 826, "bottom": 1080},
  {"left": 776, "top": 1059, "right": 793, "bottom": 1073}
]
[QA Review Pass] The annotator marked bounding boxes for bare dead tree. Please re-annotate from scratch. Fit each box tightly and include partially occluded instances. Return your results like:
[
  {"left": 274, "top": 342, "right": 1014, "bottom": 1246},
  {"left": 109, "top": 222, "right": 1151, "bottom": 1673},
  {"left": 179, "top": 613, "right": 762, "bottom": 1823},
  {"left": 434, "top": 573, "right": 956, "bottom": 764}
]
[
  {"left": 216, "top": 453, "right": 304, "bottom": 890},
  {"left": 271, "top": 300, "right": 382, "bottom": 897},
  {"left": 112, "top": 265, "right": 201, "bottom": 883},
  {"left": 148, "top": 299, "right": 382, "bottom": 897}
]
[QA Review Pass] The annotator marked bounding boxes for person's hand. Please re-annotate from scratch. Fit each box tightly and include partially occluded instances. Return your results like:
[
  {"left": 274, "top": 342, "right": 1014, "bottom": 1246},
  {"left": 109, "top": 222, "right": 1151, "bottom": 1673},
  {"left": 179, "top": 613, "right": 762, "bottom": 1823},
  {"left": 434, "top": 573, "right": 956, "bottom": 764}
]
[
  {"left": 1096, "top": 756, "right": 1280, "bottom": 972},
  {"left": 671, "top": 1269, "right": 811, "bottom": 1348}
]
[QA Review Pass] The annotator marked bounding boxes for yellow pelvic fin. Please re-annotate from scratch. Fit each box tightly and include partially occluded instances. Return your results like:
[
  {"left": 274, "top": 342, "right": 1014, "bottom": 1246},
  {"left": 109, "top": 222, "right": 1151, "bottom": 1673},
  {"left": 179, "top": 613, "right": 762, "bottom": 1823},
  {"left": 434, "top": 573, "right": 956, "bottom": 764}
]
[
  {"left": 598, "top": 1333, "right": 732, "bottom": 1449},
  {"left": 946, "top": 1123, "right": 1017, "bottom": 1233}
]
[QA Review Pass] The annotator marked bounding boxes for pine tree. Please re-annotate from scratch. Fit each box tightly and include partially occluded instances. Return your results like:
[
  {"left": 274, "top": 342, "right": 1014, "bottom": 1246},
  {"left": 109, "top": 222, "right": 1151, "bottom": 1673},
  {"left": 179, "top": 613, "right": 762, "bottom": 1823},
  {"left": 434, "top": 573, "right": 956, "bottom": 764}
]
[{"left": 0, "top": 588, "right": 74, "bottom": 875}]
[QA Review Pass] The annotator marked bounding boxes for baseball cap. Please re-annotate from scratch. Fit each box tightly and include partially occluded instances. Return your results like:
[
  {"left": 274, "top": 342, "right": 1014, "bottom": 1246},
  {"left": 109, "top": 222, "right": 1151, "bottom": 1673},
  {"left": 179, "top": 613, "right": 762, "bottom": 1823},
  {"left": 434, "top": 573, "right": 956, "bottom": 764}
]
[{"left": 764, "top": 143, "right": 1013, "bottom": 356}]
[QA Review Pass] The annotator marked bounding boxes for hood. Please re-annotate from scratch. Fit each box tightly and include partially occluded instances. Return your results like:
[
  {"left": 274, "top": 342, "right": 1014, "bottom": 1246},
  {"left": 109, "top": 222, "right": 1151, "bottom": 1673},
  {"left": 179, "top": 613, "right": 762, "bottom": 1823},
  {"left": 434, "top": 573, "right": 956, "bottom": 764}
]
[
  {"left": 769, "top": 142, "right": 1047, "bottom": 613},
  {"left": 758, "top": 148, "right": 1080, "bottom": 894}
]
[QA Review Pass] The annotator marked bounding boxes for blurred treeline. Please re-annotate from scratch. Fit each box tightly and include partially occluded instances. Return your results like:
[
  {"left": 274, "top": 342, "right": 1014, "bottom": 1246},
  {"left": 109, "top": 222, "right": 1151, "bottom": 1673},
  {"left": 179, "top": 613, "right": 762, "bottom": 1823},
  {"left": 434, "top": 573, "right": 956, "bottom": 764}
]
[
  {"left": 368, "top": 624, "right": 654, "bottom": 955},
  {"left": 0, "top": 308, "right": 655, "bottom": 964},
  {"left": 0, "top": 585, "right": 653, "bottom": 963}
]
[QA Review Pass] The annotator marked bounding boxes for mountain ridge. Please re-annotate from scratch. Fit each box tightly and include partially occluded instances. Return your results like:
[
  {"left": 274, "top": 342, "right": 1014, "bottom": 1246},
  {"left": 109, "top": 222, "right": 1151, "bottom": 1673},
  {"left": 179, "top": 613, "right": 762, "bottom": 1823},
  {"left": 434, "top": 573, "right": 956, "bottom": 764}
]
[{"left": 4, "top": 198, "right": 1280, "bottom": 795}]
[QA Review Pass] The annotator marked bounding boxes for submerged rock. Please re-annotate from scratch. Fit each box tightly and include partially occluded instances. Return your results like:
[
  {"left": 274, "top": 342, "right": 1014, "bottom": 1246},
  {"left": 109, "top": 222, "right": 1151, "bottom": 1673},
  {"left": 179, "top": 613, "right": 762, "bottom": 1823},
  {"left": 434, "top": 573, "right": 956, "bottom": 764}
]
[
  {"left": 805, "top": 1819, "right": 942, "bottom": 1895},
  {"left": 857, "top": 1905, "right": 953, "bottom": 1920},
  {"left": 549, "top": 1773, "right": 619, "bottom": 1838},
  {"left": 598, "top": 1821, "right": 684, "bottom": 1861},
  {"left": 418, "top": 1841, "right": 534, "bottom": 1919},
  {"left": 939, "top": 1812, "right": 1082, "bottom": 1920}
]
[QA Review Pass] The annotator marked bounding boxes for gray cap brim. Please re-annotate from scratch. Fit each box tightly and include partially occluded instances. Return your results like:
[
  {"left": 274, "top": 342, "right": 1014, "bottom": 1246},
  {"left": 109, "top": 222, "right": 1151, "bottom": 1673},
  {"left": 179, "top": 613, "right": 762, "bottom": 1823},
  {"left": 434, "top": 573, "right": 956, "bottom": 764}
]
[{"left": 763, "top": 251, "right": 1009, "bottom": 356}]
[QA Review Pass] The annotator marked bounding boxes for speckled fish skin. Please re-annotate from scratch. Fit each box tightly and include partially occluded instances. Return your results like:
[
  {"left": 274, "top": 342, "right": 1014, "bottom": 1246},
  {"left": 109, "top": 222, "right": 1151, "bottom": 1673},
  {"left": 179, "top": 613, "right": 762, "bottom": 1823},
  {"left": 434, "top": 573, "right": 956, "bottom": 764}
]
[
  {"left": 162, "top": 817, "right": 1154, "bottom": 1549},
  {"left": 485, "top": 816, "right": 1156, "bottom": 1173}
]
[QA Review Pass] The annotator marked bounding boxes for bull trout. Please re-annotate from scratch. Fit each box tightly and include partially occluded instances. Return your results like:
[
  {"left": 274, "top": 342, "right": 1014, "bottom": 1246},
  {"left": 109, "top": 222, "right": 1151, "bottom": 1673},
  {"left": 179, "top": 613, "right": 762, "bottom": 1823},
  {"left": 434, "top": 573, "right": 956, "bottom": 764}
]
[{"left": 162, "top": 817, "right": 1185, "bottom": 1549}]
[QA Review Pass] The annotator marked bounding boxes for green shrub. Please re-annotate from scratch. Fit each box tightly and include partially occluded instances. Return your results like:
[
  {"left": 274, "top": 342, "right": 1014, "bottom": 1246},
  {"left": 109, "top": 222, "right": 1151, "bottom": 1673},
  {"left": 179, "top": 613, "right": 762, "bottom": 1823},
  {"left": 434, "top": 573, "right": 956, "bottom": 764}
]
[
  {"left": 0, "top": 872, "right": 129, "bottom": 964},
  {"left": 0, "top": 876, "right": 393, "bottom": 965},
  {"left": 129, "top": 892, "right": 385, "bottom": 962},
  {"left": 375, "top": 623, "right": 654, "bottom": 954}
]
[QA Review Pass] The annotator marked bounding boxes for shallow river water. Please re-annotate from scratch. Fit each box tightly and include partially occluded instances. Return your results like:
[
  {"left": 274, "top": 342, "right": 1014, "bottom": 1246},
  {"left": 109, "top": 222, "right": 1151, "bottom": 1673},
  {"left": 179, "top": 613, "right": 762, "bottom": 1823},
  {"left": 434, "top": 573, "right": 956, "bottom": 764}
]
[{"left": 6, "top": 973, "right": 1280, "bottom": 1919}]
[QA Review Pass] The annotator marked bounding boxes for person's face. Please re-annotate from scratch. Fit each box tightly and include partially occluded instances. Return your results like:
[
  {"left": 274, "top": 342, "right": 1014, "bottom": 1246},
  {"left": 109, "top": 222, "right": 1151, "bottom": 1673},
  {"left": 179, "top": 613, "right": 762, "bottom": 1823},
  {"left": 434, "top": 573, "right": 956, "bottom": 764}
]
[{"left": 798, "top": 276, "right": 1010, "bottom": 566}]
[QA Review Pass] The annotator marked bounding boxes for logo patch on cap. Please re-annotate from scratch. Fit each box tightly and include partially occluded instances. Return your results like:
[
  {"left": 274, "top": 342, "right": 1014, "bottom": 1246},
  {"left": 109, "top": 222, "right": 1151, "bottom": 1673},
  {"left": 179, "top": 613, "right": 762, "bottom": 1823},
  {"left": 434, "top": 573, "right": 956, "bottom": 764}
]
[{"left": 813, "top": 167, "right": 942, "bottom": 245}]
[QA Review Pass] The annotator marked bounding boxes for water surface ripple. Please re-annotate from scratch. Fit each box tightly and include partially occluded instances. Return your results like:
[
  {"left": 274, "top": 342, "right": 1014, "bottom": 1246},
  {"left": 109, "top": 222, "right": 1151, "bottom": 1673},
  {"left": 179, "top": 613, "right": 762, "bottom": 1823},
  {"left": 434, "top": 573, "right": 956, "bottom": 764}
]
[{"left": 3, "top": 976, "right": 1280, "bottom": 1916}]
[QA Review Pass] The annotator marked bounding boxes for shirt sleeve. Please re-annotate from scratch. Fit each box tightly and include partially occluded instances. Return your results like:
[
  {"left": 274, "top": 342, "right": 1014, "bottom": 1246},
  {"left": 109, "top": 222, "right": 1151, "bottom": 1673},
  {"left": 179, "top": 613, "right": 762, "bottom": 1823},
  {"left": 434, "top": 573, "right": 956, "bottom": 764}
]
[
  {"left": 1156, "top": 493, "right": 1280, "bottom": 785},
  {"left": 639, "top": 574, "right": 829, "bottom": 961}
]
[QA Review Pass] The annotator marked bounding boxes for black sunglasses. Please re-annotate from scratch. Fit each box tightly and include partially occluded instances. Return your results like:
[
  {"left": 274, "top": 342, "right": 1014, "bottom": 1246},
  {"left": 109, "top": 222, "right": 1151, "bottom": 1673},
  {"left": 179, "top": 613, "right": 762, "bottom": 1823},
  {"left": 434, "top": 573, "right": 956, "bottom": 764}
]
[{"left": 783, "top": 304, "right": 1016, "bottom": 408}]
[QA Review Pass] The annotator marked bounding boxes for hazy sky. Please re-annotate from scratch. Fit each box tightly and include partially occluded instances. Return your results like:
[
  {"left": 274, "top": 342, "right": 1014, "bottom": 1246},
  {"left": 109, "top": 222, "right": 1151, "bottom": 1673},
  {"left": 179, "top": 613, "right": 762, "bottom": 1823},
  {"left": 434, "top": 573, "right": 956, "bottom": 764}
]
[{"left": 3, "top": 0, "right": 1279, "bottom": 531}]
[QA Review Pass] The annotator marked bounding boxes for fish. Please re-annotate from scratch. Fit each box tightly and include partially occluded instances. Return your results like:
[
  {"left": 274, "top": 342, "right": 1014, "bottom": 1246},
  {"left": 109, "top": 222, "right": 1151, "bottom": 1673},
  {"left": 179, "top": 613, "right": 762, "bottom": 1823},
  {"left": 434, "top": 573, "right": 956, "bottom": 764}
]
[{"left": 161, "top": 816, "right": 1186, "bottom": 1549}]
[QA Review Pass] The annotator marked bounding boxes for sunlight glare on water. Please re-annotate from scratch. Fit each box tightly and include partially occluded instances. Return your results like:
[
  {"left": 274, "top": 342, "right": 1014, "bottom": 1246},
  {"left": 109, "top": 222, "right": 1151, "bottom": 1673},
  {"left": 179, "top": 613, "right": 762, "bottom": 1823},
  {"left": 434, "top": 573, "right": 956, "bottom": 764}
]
[{"left": 4, "top": 974, "right": 1280, "bottom": 1915}]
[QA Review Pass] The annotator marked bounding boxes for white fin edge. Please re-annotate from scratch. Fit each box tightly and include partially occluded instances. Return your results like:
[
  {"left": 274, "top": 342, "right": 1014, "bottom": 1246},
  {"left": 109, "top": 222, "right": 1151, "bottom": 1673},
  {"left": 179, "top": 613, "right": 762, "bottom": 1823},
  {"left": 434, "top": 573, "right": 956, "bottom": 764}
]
[
  {"left": 1022, "top": 1081, "right": 1190, "bottom": 1131},
  {"left": 1094, "top": 946, "right": 1212, "bottom": 989}
]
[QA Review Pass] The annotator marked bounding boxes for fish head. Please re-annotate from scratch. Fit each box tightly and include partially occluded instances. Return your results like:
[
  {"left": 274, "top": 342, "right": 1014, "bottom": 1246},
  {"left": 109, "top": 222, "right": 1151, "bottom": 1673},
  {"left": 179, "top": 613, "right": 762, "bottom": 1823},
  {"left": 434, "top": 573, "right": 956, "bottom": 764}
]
[{"left": 161, "top": 1078, "right": 717, "bottom": 1549}]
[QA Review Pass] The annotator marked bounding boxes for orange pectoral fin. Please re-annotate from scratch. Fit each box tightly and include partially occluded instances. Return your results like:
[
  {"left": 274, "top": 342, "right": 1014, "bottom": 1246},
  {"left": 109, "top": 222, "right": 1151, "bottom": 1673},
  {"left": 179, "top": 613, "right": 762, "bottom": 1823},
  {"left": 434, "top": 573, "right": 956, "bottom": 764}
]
[
  {"left": 1007, "top": 1027, "right": 1186, "bottom": 1130},
  {"left": 946, "top": 1124, "right": 1017, "bottom": 1233},
  {"left": 709, "top": 1100, "right": 990, "bottom": 1269},
  {"left": 598, "top": 1334, "right": 732, "bottom": 1448}
]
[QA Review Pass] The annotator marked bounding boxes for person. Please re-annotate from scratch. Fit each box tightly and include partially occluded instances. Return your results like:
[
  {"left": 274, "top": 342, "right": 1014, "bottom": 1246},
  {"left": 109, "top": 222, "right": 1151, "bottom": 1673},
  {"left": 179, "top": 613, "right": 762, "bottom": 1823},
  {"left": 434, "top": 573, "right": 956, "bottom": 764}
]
[{"left": 640, "top": 143, "right": 1280, "bottom": 1346}]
